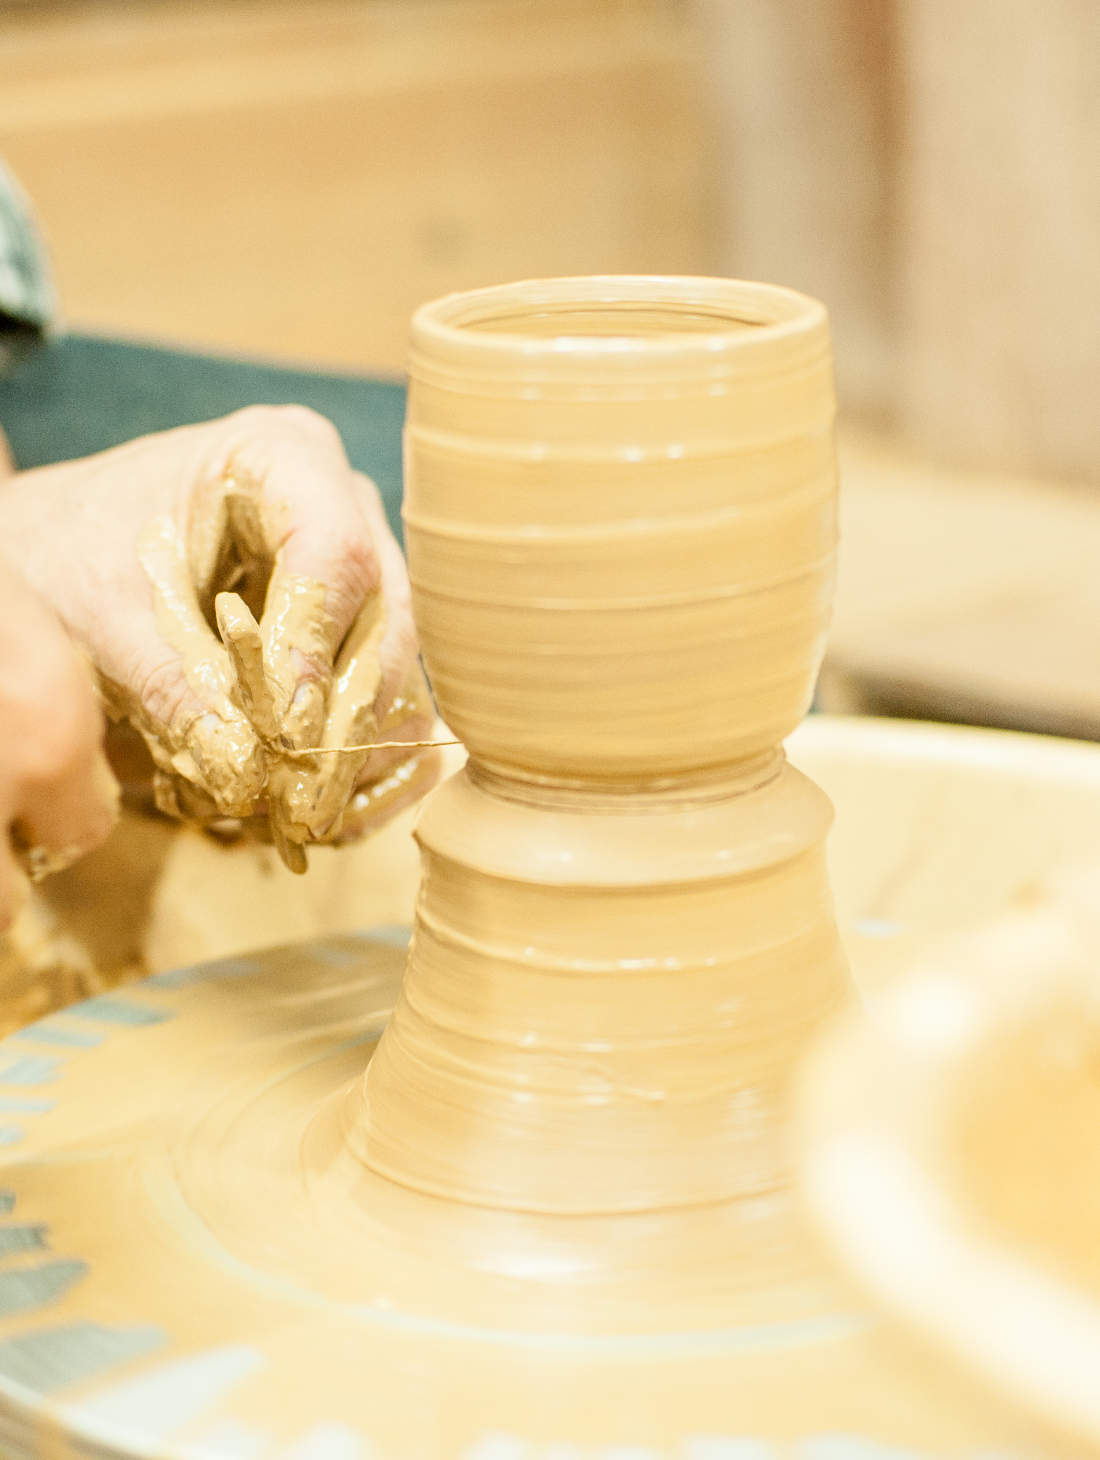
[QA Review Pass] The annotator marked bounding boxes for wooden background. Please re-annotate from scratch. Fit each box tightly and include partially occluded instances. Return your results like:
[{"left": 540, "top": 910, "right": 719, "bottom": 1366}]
[{"left": 0, "top": 0, "right": 712, "bottom": 375}]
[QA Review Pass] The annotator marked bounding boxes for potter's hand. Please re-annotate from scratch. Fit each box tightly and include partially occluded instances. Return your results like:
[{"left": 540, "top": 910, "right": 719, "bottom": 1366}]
[
  {"left": 0, "top": 559, "right": 118, "bottom": 925},
  {"left": 0, "top": 407, "right": 439, "bottom": 869}
]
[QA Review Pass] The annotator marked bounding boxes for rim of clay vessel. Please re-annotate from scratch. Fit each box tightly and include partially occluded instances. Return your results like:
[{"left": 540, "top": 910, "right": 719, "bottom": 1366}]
[{"left": 409, "top": 275, "right": 826, "bottom": 368}]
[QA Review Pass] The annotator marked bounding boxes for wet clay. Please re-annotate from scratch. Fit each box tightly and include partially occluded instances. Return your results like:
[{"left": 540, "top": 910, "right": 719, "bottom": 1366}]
[
  {"left": 364, "top": 274, "right": 851, "bottom": 1229},
  {"left": 117, "top": 462, "right": 421, "bottom": 870},
  {"left": 0, "top": 280, "right": 1032, "bottom": 1458},
  {"left": 128, "top": 512, "right": 267, "bottom": 819}
]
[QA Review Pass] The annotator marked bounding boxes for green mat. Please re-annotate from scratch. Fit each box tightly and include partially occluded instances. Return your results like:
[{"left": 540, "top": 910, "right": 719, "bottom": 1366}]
[{"left": 0, "top": 334, "right": 408, "bottom": 545}]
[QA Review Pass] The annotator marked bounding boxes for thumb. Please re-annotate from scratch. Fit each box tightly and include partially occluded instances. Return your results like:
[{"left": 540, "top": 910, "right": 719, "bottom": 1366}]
[
  {"left": 212, "top": 410, "right": 380, "bottom": 751},
  {"left": 133, "top": 516, "right": 267, "bottom": 817}
]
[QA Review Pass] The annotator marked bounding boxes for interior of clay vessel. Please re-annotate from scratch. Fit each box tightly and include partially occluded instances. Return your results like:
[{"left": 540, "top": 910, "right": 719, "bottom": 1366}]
[
  {"left": 419, "top": 275, "right": 818, "bottom": 345},
  {"left": 461, "top": 304, "right": 763, "bottom": 337}
]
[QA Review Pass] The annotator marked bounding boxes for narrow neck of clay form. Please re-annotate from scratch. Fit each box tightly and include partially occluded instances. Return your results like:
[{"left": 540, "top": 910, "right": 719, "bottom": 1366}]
[{"left": 356, "top": 751, "right": 854, "bottom": 1218}]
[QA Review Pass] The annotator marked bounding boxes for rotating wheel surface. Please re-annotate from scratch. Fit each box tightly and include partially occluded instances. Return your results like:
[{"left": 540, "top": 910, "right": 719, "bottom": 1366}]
[{"left": 0, "top": 933, "right": 1021, "bottom": 1460}]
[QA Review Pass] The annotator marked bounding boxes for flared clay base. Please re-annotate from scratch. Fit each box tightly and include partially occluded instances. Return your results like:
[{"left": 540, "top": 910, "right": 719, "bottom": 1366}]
[{"left": 0, "top": 933, "right": 1034, "bottom": 1460}]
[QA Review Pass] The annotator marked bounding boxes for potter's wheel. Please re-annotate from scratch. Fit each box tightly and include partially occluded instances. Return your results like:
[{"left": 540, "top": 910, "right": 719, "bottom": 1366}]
[
  {"left": 0, "top": 925, "right": 1032, "bottom": 1460},
  {"left": 0, "top": 269, "right": 1051, "bottom": 1457}
]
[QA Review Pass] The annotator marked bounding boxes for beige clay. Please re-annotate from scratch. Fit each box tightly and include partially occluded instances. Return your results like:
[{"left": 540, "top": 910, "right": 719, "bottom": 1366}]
[
  {"left": 107, "top": 465, "right": 433, "bottom": 873},
  {"left": 0, "top": 280, "right": 1052, "bottom": 1457}
]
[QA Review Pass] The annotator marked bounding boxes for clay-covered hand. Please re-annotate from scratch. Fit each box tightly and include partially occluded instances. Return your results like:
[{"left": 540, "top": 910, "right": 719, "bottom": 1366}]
[
  {"left": 0, "top": 558, "right": 118, "bottom": 925},
  {"left": 0, "top": 406, "right": 440, "bottom": 870}
]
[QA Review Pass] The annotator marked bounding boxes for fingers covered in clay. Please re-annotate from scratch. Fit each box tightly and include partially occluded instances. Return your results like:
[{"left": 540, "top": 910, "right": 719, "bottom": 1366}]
[
  {"left": 304, "top": 477, "right": 441, "bottom": 845},
  {"left": 225, "top": 457, "right": 430, "bottom": 852},
  {"left": 136, "top": 516, "right": 267, "bottom": 819},
  {"left": 181, "top": 419, "right": 431, "bottom": 862},
  {"left": 184, "top": 413, "right": 394, "bottom": 851},
  {"left": 306, "top": 475, "right": 438, "bottom": 830},
  {"left": 321, "top": 660, "right": 443, "bottom": 845},
  {"left": 0, "top": 407, "right": 435, "bottom": 870},
  {"left": 328, "top": 744, "right": 444, "bottom": 845},
  {"left": 270, "top": 550, "right": 439, "bottom": 850},
  {"left": 198, "top": 407, "right": 379, "bottom": 752},
  {"left": 215, "top": 592, "right": 279, "bottom": 743},
  {"left": 0, "top": 563, "right": 118, "bottom": 925},
  {"left": 264, "top": 591, "right": 387, "bottom": 851}
]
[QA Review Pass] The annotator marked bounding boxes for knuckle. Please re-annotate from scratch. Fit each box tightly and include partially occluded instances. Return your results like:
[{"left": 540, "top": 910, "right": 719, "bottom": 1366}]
[
  {"left": 323, "top": 532, "right": 378, "bottom": 624},
  {"left": 342, "top": 530, "right": 378, "bottom": 594},
  {"left": 136, "top": 651, "right": 191, "bottom": 733},
  {"left": 221, "top": 403, "right": 275, "bottom": 434},
  {"left": 352, "top": 470, "right": 383, "bottom": 508},
  {"left": 250, "top": 403, "right": 341, "bottom": 447},
  {"left": 281, "top": 403, "right": 338, "bottom": 438},
  {"left": 308, "top": 516, "right": 377, "bottom": 593}
]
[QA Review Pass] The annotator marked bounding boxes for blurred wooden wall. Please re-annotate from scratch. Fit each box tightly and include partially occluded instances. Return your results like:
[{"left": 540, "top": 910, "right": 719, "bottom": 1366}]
[
  {"left": 898, "top": 0, "right": 1100, "bottom": 483},
  {"left": 5, "top": 0, "right": 1097, "bottom": 483},
  {"left": 696, "top": 0, "right": 897, "bottom": 418},
  {"left": 0, "top": 0, "right": 713, "bottom": 374},
  {"left": 699, "top": 0, "right": 1100, "bottom": 484}
]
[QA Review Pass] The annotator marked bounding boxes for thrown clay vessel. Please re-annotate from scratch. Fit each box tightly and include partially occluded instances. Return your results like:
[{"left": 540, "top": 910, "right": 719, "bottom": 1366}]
[
  {"left": 374, "top": 277, "right": 847, "bottom": 1236},
  {"left": 0, "top": 281, "right": 1060, "bottom": 1458}
]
